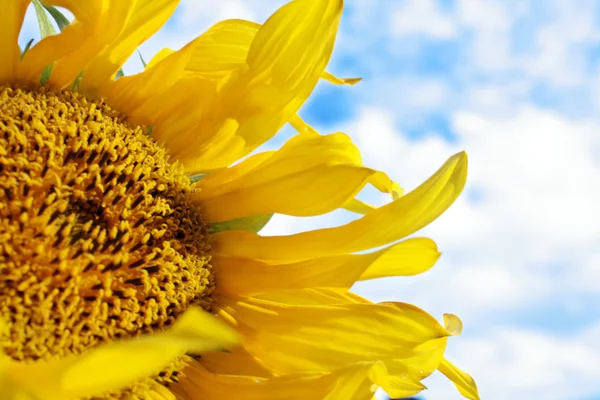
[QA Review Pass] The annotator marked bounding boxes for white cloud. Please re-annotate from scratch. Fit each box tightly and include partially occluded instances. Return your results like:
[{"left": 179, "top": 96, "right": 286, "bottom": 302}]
[
  {"left": 423, "top": 324, "right": 600, "bottom": 400},
  {"left": 452, "top": 108, "right": 600, "bottom": 249},
  {"left": 463, "top": 81, "right": 532, "bottom": 116},
  {"left": 176, "top": 0, "right": 288, "bottom": 27},
  {"left": 347, "top": 105, "right": 600, "bottom": 319},
  {"left": 573, "top": 251, "right": 600, "bottom": 292},
  {"left": 177, "top": 0, "right": 257, "bottom": 26},
  {"left": 388, "top": 0, "right": 600, "bottom": 88},
  {"left": 455, "top": 0, "right": 514, "bottom": 32},
  {"left": 390, "top": 0, "right": 457, "bottom": 39}
]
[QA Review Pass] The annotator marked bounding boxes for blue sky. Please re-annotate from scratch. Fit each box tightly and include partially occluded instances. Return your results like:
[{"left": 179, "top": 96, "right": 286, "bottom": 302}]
[{"left": 19, "top": 1, "right": 600, "bottom": 399}]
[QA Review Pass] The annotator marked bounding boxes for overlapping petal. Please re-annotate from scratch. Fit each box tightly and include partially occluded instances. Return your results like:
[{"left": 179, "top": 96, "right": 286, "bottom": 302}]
[
  {"left": 194, "top": 132, "right": 399, "bottom": 222},
  {"left": 183, "top": 19, "right": 259, "bottom": 80},
  {"left": 102, "top": 16, "right": 354, "bottom": 137},
  {"left": 439, "top": 358, "right": 481, "bottom": 400},
  {"left": 157, "top": 0, "right": 343, "bottom": 172},
  {"left": 199, "top": 348, "right": 275, "bottom": 378},
  {"left": 0, "top": 307, "right": 238, "bottom": 400},
  {"left": 217, "top": 288, "right": 450, "bottom": 378},
  {"left": 0, "top": 0, "right": 29, "bottom": 82},
  {"left": 176, "top": 360, "right": 424, "bottom": 400},
  {"left": 101, "top": 39, "right": 198, "bottom": 121},
  {"left": 285, "top": 117, "right": 401, "bottom": 211},
  {"left": 214, "top": 238, "right": 440, "bottom": 296},
  {"left": 213, "top": 152, "right": 467, "bottom": 262},
  {"left": 18, "top": 0, "right": 178, "bottom": 89}
]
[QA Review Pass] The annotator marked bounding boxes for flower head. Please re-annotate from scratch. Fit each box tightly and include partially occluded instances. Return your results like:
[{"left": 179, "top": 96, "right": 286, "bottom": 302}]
[{"left": 0, "top": 0, "right": 479, "bottom": 399}]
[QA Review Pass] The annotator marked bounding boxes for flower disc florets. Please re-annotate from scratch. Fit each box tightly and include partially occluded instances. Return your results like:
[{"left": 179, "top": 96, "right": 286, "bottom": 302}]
[{"left": 0, "top": 86, "right": 214, "bottom": 377}]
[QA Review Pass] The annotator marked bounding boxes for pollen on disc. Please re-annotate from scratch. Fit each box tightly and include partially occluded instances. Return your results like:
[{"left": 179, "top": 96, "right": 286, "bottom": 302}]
[{"left": 0, "top": 86, "right": 214, "bottom": 381}]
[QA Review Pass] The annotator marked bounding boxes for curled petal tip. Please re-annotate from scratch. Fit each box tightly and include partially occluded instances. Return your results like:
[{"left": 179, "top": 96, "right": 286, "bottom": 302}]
[{"left": 443, "top": 313, "right": 463, "bottom": 336}]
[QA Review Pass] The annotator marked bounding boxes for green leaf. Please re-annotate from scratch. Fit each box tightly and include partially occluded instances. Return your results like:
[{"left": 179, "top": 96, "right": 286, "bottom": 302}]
[
  {"left": 40, "top": 64, "right": 53, "bottom": 85},
  {"left": 42, "top": 4, "right": 70, "bottom": 31},
  {"left": 137, "top": 49, "right": 147, "bottom": 68},
  {"left": 32, "top": 0, "right": 57, "bottom": 38},
  {"left": 20, "top": 38, "right": 35, "bottom": 60},
  {"left": 209, "top": 214, "right": 273, "bottom": 234}
]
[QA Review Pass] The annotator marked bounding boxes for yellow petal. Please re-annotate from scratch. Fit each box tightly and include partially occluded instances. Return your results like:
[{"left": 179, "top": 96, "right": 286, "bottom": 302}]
[
  {"left": 197, "top": 151, "right": 275, "bottom": 192},
  {"left": 289, "top": 114, "right": 320, "bottom": 136},
  {"left": 343, "top": 198, "right": 378, "bottom": 214},
  {"left": 287, "top": 121, "right": 404, "bottom": 210},
  {"left": 19, "top": 0, "right": 177, "bottom": 89},
  {"left": 200, "top": 348, "right": 274, "bottom": 378},
  {"left": 45, "top": 0, "right": 103, "bottom": 25},
  {"left": 102, "top": 39, "right": 197, "bottom": 120},
  {"left": 101, "top": 18, "right": 257, "bottom": 124},
  {"left": 358, "top": 237, "right": 440, "bottom": 280},
  {"left": 82, "top": 0, "right": 179, "bottom": 89},
  {"left": 134, "top": 75, "right": 219, "bottom": 133},
  {"left": 104, "top": 17, "right": 347, "bottom": 144},
  {"left": 203, "top": 164, "right": 375, "bottom": 222},
  {"left": 213, "top": 152, "right": 467, "bottom": 262},
  {"left": 343, "top": 170, "right": 403, "bottom": 214},
  {"left": 2, "top": 307, "right": 238, "bottom": 400},
  {"left": 160, "top": 0, "right": 343, "bottom": 171},
  {"left": 178, "top": 360, "right": 424, "bottom": 400},
  {"left": 214, "top": 237, "right": 440, "bottom": 296},
  {"left": 0, "top": 356, "right": 25, "bottom": 400},
  {"left": 98, "top": 1, "right": 346, "bottom": 172},
  {"left": 183, "top": 18, "right": 344, "bottom": 84},
  {"left": 195, "top": 132, "right": 401, "bottom": 222},
  {"left": 438, "top": 358, "right": 481, "bottom": 400},
  {"left": 147, "top": 383, "right": 177, "bottom": 400},
  {"left": 253, "top": 287, "right": 370, "bottom": 306},
  {"left": 148, "top": 17, "right": 351, "bottom": 84},
  {"left": 185, "top": 19, "right": 260, "bottom": 80},
  {"left": 245, "top": 0, "right": 341, "bottom": 84},
  {"left": 218, "top": 288, "right": 449, "bottom": 376},
  {"left": 195, "top": 132, "right": 360, "bottom": 191},
  {"left": 321, "top": 71, "right": 362, "bottom": 86},
  {"left": 444, "top": 313, "right": 464, "bottom": 336},
  {"left": 195, "top": 132, "right": 383, "bottom": 221},
  {"left": 0, "top": 0, "right": 29, "bottom": 82},
  {"left": 146, "top": 48, "right": 175, "bottom": 68},
  {"left": 19, "top": 0, "right": 110, "bottom": 86},
  {"left": 100, "top": 17, "right": 260, "bottom": 123},
  {"left": 95, "top": 19, "right": 255, "bottom": 144},
  {"left": 195, "top": 131, "right": 360, "bottom": 198}
]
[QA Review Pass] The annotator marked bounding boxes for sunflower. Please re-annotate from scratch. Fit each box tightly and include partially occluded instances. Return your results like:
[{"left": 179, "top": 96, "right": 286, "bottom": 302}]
[{"left": 0, "top": 0, "right": 479, "bottom": 399}]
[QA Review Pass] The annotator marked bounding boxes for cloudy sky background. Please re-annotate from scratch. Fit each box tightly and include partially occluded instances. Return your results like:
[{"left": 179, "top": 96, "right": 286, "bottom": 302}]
[{"left": 20, "top": 1, "right": 600, "bottom": 399}]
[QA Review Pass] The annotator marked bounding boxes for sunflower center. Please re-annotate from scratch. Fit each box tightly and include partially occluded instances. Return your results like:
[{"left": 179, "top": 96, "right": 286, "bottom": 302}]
[{"left": 0, "top": 86, "right": 214, "bottom": 369}]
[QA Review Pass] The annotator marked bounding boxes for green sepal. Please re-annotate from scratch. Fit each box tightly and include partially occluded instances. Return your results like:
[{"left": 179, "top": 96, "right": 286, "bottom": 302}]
[
  {"left": 190, "top": 174, "right": 208, "bottom": 183},
  {"left": 137, "top": 49, "right": 147, "bottom": 68},
  {"left": 71, "top": 71, "right": 84, "bottom": 91},
  {"left": 20, "top": 39, "right": 35, "bottom": 60},
  {"left": 32, "top": 0, "right": 57, "bottom": 38},
  {"left": 40, "top": 64, "right": 53, "bottom": 85},
  {"left": 42, "top": 4, "right": 70, "bottom": 31},
  {"left": 115, "top": 69, "right": 125, "bottom": 79},
  {"left": 209, "top": 214, "right": 273, "bottom": 234}
]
